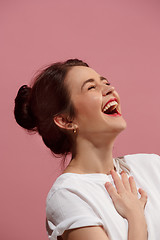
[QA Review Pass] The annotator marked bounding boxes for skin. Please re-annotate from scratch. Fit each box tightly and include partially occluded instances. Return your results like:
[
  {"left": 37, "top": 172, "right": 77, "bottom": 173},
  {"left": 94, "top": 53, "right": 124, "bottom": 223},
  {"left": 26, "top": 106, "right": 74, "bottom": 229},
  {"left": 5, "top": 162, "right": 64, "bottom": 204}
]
[
  {"left": 54, "top": 66, "right": 148, "bottom": 240},
  {"left": 55, "top": 66, "right": 126, "bottom": 174}
]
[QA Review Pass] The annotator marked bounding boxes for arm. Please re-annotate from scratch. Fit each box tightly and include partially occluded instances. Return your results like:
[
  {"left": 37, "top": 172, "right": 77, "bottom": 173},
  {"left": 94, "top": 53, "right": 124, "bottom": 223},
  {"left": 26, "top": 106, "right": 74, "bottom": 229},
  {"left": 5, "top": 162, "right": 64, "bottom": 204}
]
[
  {"left": 62, "top": 225, "right": 109, "bottom": 240},
  {"left": 105, "top": 170, "right": 148, "bottom": 240}
]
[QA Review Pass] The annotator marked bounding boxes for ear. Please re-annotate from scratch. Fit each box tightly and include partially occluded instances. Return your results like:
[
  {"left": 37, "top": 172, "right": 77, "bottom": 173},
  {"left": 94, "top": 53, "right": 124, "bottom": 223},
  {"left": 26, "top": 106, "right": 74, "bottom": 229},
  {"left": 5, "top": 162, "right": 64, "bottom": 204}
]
[{"left": 54, "top": 114, "right": 77, "bottom": 130}]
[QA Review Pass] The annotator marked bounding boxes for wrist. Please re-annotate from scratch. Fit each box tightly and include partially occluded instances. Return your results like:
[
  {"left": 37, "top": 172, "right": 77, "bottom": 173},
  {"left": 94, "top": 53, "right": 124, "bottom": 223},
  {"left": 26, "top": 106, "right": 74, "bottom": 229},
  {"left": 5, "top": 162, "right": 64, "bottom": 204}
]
[
  {"left": 128, "top": 213, "right": 146, "bottom": 225},
  {"left": 128, "top": 209, "right": 146, "bottom": 224},
  {"left": 127, "top": 212, "right": 148, "bottom": 240},
  {"left": 127, "top": 207, "right": 145, "bottom": 221}
]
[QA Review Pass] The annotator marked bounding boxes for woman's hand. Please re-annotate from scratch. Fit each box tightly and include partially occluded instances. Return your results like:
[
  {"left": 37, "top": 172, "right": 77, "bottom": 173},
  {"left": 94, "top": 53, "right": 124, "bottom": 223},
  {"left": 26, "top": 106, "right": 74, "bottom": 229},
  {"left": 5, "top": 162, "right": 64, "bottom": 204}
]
[
  {"left": 105, "top": 170, "right": 148, "bottom": 240},
  {"left": 105, "top": 170, "right": 147, "bottom": 220}
]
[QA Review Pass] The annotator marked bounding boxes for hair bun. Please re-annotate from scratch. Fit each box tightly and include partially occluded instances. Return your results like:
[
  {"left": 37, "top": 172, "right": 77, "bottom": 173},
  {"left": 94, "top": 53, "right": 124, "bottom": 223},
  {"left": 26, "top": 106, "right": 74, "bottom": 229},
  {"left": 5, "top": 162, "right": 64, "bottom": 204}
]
[
  {"left": 18, "top": 85, "right": 30, "bottom": 96},
  {"left": 14, "top": 85, "right": 36, "bottom": 130}
]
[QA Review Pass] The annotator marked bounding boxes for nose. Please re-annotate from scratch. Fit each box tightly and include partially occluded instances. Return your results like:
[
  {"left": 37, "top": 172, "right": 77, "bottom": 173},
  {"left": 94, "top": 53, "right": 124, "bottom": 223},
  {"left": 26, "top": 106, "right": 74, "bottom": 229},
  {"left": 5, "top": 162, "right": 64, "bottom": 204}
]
[{"left": 102, "top": 84, "right": 115, "bottom": 96}]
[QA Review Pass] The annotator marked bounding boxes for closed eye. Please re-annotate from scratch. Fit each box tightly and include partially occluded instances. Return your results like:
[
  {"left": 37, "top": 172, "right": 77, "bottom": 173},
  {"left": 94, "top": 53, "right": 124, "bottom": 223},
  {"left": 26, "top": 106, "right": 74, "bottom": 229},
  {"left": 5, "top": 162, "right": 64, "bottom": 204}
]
[
  {"left": 103, "top": 81, "right": 111, "bottom": 86},
  {"left": 88, "top": 85, "right": 96, "bottom": 90}
]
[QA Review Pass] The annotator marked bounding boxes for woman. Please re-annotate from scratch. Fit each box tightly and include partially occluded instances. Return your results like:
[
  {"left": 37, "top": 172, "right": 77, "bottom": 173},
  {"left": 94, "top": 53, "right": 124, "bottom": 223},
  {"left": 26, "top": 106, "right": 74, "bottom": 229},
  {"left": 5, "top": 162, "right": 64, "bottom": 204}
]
[{"left": 14, "top": 59, "right": 160, "bottom": 240}]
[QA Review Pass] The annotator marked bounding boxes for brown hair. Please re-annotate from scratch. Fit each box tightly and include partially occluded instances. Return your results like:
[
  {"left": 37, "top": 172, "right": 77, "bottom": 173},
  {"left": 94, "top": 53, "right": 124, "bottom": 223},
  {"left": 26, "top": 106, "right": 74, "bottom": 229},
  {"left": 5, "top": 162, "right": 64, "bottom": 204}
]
[{"left": 14, "top": 59, "right": 89, "bottom": 161}]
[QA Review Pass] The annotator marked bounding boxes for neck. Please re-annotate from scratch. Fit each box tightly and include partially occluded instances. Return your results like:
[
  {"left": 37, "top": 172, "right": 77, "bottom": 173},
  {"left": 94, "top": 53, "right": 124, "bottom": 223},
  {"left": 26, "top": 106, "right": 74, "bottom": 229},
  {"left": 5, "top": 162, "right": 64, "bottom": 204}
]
[{"left": 69, "top": 133, "right": 116, "bottom": 175}]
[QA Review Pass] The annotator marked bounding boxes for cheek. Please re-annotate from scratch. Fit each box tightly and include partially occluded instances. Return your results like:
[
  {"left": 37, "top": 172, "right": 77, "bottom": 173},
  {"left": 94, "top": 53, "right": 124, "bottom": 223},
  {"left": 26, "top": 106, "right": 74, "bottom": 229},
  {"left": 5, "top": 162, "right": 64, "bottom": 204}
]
[
  {"left": 74, "top": 95, "right": 101, "bottom": 116},
  {"left": 114, "top": 91, "right": 120, "bottom": 102}
]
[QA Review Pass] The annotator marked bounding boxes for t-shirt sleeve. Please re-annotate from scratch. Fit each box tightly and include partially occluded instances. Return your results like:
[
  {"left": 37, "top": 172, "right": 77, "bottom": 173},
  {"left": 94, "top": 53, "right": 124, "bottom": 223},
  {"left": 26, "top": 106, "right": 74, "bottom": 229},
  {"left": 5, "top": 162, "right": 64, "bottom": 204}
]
[{"left": 46, "top": 188, "right": 103, "bottom": 240}]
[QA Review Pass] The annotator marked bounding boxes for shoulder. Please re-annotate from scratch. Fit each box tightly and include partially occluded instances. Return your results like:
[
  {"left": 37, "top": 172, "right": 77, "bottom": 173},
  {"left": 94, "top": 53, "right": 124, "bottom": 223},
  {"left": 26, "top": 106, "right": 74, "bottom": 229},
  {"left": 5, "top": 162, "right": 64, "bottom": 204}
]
[
  {"left": 46, "top": 184, "right": 105, "bottom": 240},
  {"left": 124, "top": 153, "right": 160, "bottom": 165},
  {"left": 46, "top": 173, "right": 95, "bottom": 213},
  {"left": 123, "top": 153, "right": 160, "bottom": 176},
  {"left": 46, "top": 174, "right": 79, "bottom": 204},
  {"left": 46, "top": 175, "right": 104, "bottom": 239},
  {"left": 47, "top": 172, "right": 105, "bottom": 203},
  {"left": 46, "top": 172, "right": 107, "bottom": 219}
]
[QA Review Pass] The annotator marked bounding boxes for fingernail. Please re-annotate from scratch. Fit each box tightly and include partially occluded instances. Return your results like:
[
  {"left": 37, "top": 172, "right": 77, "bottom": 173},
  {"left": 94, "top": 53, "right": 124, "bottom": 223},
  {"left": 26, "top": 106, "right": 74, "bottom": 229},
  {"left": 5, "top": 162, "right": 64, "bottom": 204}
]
[
  {"left": 129, "top": 176, "right": 134, "bottom": 180},
  {"left": 105, "top": 182, "right": 111, "bottom": 188}
]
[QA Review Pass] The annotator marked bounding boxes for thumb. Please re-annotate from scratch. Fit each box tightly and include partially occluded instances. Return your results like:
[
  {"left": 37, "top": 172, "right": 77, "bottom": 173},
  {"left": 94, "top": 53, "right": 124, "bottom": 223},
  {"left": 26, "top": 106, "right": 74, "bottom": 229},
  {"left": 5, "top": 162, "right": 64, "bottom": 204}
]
[{"left": 138, "top": 188, "right": 148, "bottom": 209}]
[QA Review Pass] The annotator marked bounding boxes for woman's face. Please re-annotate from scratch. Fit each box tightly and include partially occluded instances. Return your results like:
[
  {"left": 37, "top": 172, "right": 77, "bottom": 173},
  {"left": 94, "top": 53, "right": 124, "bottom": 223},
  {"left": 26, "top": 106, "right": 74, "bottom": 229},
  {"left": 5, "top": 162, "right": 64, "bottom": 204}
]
[{"left": 65, "top": 66, "right": 126, "bottom": 137}]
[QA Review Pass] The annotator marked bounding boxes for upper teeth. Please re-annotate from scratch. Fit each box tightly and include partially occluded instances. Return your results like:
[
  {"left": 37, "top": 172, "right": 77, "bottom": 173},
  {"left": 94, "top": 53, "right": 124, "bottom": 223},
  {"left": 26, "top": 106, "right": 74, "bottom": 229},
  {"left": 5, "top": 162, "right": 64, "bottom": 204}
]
[{"left": 103, "top": 100, "right": 118, "bottom": 112}]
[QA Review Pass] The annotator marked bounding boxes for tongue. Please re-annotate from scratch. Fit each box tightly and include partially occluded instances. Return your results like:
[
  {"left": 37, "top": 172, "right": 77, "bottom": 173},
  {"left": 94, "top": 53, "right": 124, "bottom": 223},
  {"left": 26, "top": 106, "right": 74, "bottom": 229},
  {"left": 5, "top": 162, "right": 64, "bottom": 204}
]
[{"left": 107, "top": 109, "right": 117, "bottom": 115}]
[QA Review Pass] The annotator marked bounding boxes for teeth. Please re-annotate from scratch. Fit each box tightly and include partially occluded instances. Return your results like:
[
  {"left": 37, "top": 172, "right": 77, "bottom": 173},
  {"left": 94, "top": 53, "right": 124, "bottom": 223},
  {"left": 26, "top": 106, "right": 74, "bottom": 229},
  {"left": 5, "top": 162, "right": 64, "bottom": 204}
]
[{"left": 103, "top": 100, "right": 118, "bottom": 112}]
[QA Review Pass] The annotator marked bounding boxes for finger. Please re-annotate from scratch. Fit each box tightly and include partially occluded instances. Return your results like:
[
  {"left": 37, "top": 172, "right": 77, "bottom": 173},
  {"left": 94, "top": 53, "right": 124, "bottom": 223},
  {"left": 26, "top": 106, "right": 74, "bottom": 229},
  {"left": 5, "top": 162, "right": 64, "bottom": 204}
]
[
  {"left": 129, "top": 176, "right": 137, "bottom": 195},
  {"left": 121, "top": 172, "right": 131, "bottom": 192},
  {"left": 110, "top": 170, "right": 125, "bottom": 194},
  {"left": 105, "top": 182, "right": 119, "bottom": 202},
  {"left": 138, "top": 188, "right": 148, "bottom": 209}
]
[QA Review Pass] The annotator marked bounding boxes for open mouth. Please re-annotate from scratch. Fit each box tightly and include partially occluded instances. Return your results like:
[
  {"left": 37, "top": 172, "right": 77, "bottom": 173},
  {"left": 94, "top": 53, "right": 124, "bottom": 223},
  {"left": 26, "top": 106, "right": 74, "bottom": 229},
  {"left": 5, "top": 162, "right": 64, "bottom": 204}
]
[{"left": 102, "top": 99, "right": 121, "bottom": 116}]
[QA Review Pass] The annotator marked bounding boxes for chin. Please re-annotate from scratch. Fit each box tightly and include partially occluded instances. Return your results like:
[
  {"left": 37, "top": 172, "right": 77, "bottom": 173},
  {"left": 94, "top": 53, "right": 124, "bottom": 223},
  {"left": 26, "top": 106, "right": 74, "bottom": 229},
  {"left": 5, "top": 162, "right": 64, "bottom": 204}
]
[
  {"left": 118, "top": 117, "right": 127, "bottom": 132},
  {"left": 113, "top": 117, "right": 127, "bottom": 134}
]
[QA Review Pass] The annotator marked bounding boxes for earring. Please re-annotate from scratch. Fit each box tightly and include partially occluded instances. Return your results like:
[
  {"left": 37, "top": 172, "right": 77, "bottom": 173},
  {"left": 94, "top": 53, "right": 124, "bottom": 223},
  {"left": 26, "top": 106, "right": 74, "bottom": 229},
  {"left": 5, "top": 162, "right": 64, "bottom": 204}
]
[{"left": 73, "top": 128, "right": 77, "bottom": 134}]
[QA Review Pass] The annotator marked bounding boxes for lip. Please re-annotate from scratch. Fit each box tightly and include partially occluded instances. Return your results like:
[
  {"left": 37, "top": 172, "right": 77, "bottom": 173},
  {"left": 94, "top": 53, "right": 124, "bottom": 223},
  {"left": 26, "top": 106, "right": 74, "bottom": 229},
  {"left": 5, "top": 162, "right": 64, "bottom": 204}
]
[
  {"left": 107, "top": 112, "right": 122, "bottom": 117},
  {"left": 102, "top": 97, "right": 121, "bottom": 116},
  {"left": 102, "top": 97, "right": 118, "bottom": 112}
]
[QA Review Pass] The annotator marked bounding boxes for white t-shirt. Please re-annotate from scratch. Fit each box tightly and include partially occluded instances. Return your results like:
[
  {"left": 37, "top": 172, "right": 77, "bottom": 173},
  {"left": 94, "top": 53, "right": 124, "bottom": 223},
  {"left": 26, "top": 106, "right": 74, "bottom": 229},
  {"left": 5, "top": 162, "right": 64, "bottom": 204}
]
[{"left": 46, "top": 153, "right": 160, "bottom": 240}]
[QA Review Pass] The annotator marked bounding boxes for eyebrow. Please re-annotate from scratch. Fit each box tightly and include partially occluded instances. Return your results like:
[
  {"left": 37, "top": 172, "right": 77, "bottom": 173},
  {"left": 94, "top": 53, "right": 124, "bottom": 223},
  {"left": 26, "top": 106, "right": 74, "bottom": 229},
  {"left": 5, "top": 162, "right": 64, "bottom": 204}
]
[{"left": 81, "top": 76, "right": 108, "bottom": 90}]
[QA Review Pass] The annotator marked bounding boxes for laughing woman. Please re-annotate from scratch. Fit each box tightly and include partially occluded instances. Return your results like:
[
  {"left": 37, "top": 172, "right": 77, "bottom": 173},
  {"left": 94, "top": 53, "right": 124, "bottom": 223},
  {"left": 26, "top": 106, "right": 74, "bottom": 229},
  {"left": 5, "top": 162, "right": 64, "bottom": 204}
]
[{"left": 14, "top": 59, "right": 160, "bottom": 240}]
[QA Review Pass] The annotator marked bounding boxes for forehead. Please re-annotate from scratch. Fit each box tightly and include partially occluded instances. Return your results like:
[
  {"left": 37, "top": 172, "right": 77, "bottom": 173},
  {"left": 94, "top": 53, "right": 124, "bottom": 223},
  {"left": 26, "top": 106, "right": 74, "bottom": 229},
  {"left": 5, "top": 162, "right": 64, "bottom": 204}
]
[{"left": 65, "top": 66, "right": 99, "bottom": 89}]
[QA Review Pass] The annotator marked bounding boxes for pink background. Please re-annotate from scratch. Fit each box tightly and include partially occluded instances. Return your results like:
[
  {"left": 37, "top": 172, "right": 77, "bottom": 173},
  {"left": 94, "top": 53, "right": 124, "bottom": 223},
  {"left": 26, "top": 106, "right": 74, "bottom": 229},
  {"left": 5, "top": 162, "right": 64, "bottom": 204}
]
[{"left": 1, "top": 0, "right": 160, "bottom": 239}]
